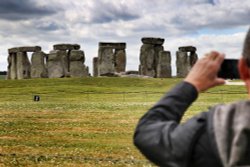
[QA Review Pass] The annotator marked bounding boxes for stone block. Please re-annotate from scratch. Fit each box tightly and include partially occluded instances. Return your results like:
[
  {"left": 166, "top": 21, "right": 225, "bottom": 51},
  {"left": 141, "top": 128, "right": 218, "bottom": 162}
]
[
  {"left": 139, "top": 44, "right": 156, "bottom": 77},
  {"left": 98, "top": 47, "right": 115, "bottom": 76},
  {"left": 99, "top": 42, "right": 126, "bottom": 50},
  {"left": 47, "top": 50, "right": 65, "bottom": 78},
  {"left": 178, "top": 46, "right": 196, "bottom": 53},
  {"left": 93, "top": 57, "right": 98, "bottom": 77},
  {"left": 53, "top": 44, "right": 80, "bottom": 50},
  {"left": 114, "top": 50, "right": 126, "bottom": 73},
  {"left": 190, "top": 52, "right": 198, "bottom": 66},
  {"left": 31, "top": 51, "right": 47, "bottom": 78},
  {"left": 141, "top": 37, "right": 165, "bottom": 45},
  {"left": 8, "top": 53, "right": 17, "bottom": 79},
  {"left": 176, "top": 51, "right": 189, "bottom": 78},
  {"left": 69, "top": 50, "right": 85, "bottom": 61},
  {"left": 70, "top": 62, "right": 88, "bottom": 77},
  {"left": 157, "top": 51, "right": 172, "bottom": 78},
  {"left": 8, "top": 46, "right": 41, "bottom": 54},
  {"left": 47, "top": 61, "right": 64, "bottom": 78}
]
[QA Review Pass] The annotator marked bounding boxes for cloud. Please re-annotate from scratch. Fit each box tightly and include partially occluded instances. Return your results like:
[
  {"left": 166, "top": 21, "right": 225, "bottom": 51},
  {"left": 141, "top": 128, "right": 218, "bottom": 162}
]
[
  {"left": 0, "top": 0, "right": 58, "bottom": 20},
  {"left": 0, "top": 0, "right": 249, "bottom": 74}
]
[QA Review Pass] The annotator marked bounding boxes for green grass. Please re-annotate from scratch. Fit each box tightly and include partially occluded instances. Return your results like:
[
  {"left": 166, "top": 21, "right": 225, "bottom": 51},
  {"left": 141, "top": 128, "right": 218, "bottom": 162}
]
[{"left": 0, "top": 77, "right": 247, "bottom": 166}]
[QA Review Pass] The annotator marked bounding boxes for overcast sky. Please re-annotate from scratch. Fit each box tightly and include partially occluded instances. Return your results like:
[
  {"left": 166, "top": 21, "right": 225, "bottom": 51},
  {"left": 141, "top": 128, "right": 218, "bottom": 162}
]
[{"left": 0, "top": 0, "right": 249, "bottom": 75}]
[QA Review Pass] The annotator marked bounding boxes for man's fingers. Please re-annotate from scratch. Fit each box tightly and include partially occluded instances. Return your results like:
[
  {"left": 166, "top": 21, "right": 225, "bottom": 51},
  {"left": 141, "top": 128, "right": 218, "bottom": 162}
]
[
  {"left": 209, "top": 51, "right": 220, "bottom": 60},
  {"left": 216, "top": 53, "right": 225, "bottom": 64},
  {"left": 215, "top": 78, "right": 226, "bottom": 86}
]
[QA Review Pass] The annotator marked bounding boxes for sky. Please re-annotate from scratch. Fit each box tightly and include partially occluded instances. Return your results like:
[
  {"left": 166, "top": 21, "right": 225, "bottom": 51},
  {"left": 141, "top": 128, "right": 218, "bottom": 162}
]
[{"left": 0, "top": 0, "right": 250, "bottom": 75}]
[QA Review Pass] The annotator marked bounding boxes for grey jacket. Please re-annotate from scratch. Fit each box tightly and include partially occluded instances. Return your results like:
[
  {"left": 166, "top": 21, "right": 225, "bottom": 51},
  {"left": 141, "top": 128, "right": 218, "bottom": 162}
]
[{"left": 134, "top": 81, "right": 250, "bottom": 167}]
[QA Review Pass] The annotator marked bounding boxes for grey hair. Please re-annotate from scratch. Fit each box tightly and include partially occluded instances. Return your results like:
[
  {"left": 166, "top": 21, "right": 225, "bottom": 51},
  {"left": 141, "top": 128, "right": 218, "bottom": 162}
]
[{"left": 243, "top": 28, "right": 250, "bottom": 66}]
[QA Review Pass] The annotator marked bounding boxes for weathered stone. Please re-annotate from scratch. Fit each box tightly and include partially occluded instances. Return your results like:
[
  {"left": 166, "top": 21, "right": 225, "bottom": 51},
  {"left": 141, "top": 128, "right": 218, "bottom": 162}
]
[
  {"left": 8, "top": 46, "right": 41, "bottom": 54},
  {"left": 53, "top": 44, "right": 80, "bottom": 51},
  {"left": 69, "top": 50, "right": 85, "bottom": 61},
  {"left": 70, "top": 61, "right": 89, "bottom": 77},
  {"left": 9, "top": 53, "right": 17, "bottom": 79},
  {"left": 190, "top": 52, "right": 198, "bottom": 66},
  {"left": 47, "top": 50, "right": 65, "bottom": 78},
  {"left": 141, "top": 37, "right": 165, "bottom": 45},
  {"left": 93, "top": 57, "right": 98, "bottom": 77},
  {"left": 114, "top": 49, "right": 126, "bottom": 73},
  {"left": 6, "top": 54, "right": 11, "bottom": 79},
  {"left": 178, "top": 46, "right": 196, "bottom": 53},
  {"left": 60, "top": 50, "right": 70, "bottom": 76},
  {"left": 157, "top": 51, "right": 172, "bottom": 78},
  {"left": 154, "top": 45, "right": 164, "bottom": 71},
  {"left": 69, "top": 50, "right": 88, "bottom": 77},
  {"left": 31, "top": 51, "right": 47, "bottom": 78},
  {"left": 139, "top": 44, "right": 156, "bottom": 77},
  {"left": 16, "top": 52, "right": 31, "bottom": 79},
  {"left": 176, "top": 51, "right": 189, "bottom": 78},
  {"left": 99, "top": 42, "right": 126, "bottom": 50},
  {"left": 98, "top": 47, "right": 115, "bottom": 76}
]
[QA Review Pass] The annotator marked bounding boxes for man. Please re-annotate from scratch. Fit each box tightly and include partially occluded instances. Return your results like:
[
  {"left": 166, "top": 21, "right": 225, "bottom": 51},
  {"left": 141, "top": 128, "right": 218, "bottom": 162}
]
[{"left": 134, "top": 28, "right": 250, "bottom": 167}]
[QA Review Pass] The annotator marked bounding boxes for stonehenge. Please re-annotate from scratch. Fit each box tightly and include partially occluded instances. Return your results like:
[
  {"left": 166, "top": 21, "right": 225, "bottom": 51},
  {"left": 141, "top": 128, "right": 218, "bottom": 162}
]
[
  {"left": 7, "top": 46, "right": 42, "bottom": 79},
  {"left": 6, "top": 40, "right": 199, "bottom": 80},
  {"left": 7, "top": 44, "right": 89, "bottom": 79},
  {"left": 139, "top": 37, "right": 172, "bottom": 78},
  {"left": 176, "top": 46, "right": 198, "bottom": 77},
  {"left": 94, "top": 42, "right": 126, "bottom": 76},
  {"left": 48, "top": 44, "right": 88, "bottom": 78}
]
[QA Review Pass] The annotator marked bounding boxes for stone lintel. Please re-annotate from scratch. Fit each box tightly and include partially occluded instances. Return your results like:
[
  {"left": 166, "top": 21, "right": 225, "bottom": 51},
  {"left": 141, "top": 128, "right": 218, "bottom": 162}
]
[
  {"left": 8, "top": 46, "right": 42, "bottom": 54},
  {"left": 178, "top": 46, "right": 196, "bottom": 53},
  {"left": 99, "top": 42, "right": 126, "bottom": 50},
  {"left": 53, "top": 44, "right": 80, "bottom": 50},
  {"left": 141, "top": 37, "right": 165, "bottom": 45}
]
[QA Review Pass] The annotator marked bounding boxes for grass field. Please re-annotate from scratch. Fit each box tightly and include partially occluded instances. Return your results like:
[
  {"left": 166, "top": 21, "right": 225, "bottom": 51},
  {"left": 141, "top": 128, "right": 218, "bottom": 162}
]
[{"left": 0, "top": 77, "right": 247, "bottom": 166}]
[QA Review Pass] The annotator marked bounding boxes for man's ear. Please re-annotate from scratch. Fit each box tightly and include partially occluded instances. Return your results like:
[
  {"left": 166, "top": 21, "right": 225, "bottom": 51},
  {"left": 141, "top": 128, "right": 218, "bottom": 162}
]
[{"left": 238, "top": 58, "right": 250, "bottom": 80}]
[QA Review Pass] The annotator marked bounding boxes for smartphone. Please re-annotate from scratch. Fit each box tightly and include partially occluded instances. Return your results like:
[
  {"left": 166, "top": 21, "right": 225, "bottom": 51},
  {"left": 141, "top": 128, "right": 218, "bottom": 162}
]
[{"left": 217, "top": 59, "right": 240, "bottom": 79}]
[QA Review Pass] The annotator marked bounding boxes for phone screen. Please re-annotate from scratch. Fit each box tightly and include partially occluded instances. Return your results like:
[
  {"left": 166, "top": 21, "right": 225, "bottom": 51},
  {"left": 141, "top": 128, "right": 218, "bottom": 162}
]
[{"left": 217, "top": 59, "right": 240, "bottom": 79}]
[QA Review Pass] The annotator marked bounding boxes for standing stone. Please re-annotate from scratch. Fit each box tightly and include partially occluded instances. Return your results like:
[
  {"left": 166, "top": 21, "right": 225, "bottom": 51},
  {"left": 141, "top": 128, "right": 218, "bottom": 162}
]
[
  {"left": 97, "top": 42, "right": 126, "bottom": 76},
  {"left": 114, "top": 49, "right": 126, "bottom": 73},
  {"left": 59, "top": 50, "right": 70, "bottom": 77},
  {"left": 190, "top": 52, "right": 198, "bottom": 66},
  {"left": 69, "top": 50, "right": 88, "bottom": 77},
  {"left": 98, "top": 47, "right": 115, "bottom": 76},
  {"left": 16, "top": 52, "right": 31, "bottom": 79},
  {"left": 31, "top": 51, "right": 47, "bottom": 78},
  {"left": 6, "top": 54, "right": 11, "bottom": 79},
  {"left": 139, "top": 37, "right": 165, "bottom": 78},
  {"left": 47, "top": 50, "right": 65, "bottom": 78},
  {"left": 8, "top": 53, "right": 17, "bottom": 79},
  {"left": 157, "top": 51, "right": 172, "bottom": 78},
  {"left": 139, "top": 44, "right": 156, "bottom": 77},
  {"left": 154, "top": 45, "right": 164, "bottom": 73},
  {"left": 176, "top": 51, "right": 189, "bottom": 77},
  {"left": 93, "top": 57, "right": 98, "bottom": 77},
  {"left": 176, "top": 46, "right": 198, "bottom": 78}
]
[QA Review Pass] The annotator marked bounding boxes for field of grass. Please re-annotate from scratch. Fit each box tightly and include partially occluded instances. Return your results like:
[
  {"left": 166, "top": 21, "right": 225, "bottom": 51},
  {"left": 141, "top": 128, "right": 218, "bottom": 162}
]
[{"left": 0, "top": 77, "right": 247, "bottom": 166}]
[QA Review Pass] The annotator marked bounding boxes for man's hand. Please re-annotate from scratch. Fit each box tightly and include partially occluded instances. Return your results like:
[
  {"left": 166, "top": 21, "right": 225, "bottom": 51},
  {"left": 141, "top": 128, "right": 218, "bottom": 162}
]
[{"left": 184, "top": 51, "right": 225, "bottom": 93}]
